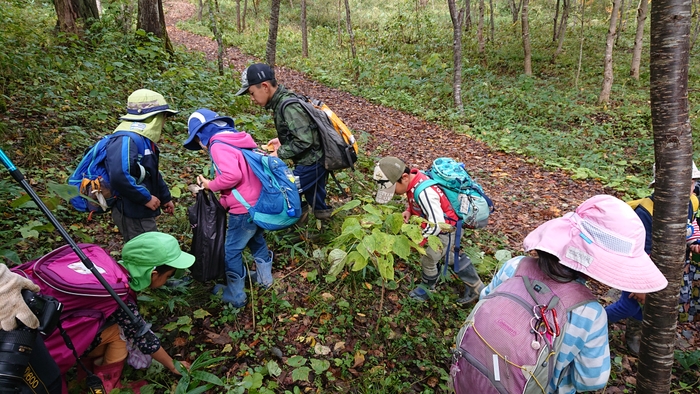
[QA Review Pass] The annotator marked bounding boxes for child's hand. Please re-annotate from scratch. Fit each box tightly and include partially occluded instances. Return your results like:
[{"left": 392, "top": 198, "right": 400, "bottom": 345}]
[
  {"left": 197, "top": 175, "right": 211, "bottom": 190},
  {"left": 267, "top": 138, "right": 281, "bottom": 150},
  {"left": 630, "top": 292, "right": 646, "bottom": 305},
  {"left": 145, "top": 195, "right": 161, "bottom": 210},
  {"left": 163, "top": 201, "right": 174, "bottom": 214},
  {"left": 402, "top": 210, "right": 411, "bottom": 223}
]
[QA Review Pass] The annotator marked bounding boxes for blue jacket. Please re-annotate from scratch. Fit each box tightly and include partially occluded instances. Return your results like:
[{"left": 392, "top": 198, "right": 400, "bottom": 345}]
[{"left": 104, "top": 134, "right": 171, "bottom": 218}]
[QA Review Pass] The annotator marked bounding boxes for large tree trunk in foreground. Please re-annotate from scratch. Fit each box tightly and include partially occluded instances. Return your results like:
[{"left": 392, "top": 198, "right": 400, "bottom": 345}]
[
  {"left": 636, "top": 0, "right": 692, "bottom": 391},
  {"left": 266, "top": 0, "right": 281, "bottom": 66},
  {"left": 599, "top": 0, "right": 622, "bottom": 104}
]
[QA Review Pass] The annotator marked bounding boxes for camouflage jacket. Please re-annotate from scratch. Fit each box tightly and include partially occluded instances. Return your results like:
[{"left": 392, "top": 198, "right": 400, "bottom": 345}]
[{"left": 267, "top": 85, "right": 323, "bottom": 166}]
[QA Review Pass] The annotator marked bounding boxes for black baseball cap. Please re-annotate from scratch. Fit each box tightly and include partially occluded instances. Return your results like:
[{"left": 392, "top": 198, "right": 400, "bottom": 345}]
[{"left": 235, "top": 63, "right": 275, "bottom": 96}]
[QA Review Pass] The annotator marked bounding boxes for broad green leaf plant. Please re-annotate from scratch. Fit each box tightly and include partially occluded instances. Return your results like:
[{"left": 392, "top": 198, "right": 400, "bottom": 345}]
[{"left": 326, "top": 198, "right": 442, "bottom": 284}]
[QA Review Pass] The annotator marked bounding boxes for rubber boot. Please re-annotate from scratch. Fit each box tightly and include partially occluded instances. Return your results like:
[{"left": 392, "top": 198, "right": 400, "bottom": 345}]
[
  {"left": 409, "top": 274, "right": 439, "bottom": 302},
  {"left": 250, "top": 251, "right": 274, "bottom": 289},
  {"left": 92, "top": 361, "right": 124, "bottom": 393},
  {"left": 314, "top": 208, "right": 334, "bottom": 220},
  {"left": 213, "top": 270, "right": 248, "bottom": 308},
  {"left": 455, "top": 254, "right": 485, "bottom": 305},
  {"left": 625, "top": 318, "right": 642, "bottom": 355}
]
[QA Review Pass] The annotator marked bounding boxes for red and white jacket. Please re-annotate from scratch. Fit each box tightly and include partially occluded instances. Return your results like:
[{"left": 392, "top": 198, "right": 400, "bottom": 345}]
[{"left": 405, "top": 169, "right": 459, "bottom": 241}]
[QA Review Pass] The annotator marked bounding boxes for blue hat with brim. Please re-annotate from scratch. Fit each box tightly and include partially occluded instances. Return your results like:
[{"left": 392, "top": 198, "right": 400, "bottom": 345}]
[{"left": 183, "top": 108, "right": 237, "bottom": 150}]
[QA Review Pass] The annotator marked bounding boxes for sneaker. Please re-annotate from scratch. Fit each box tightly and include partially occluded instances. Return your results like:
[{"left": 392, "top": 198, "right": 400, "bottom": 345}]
[{"left": 313, "top": 208, "right": 334, "bottom": 220}]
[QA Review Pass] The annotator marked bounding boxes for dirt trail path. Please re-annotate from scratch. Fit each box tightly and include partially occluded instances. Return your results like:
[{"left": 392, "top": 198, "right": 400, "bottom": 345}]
[{"left": 164, "top": 0, "right": 609, "bottom": 248}]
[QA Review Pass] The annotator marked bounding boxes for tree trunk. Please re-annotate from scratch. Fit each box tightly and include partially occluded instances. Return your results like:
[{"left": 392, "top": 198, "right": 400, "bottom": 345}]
[
  {"left": 692, "top": 0, "right": 700, "bottom": 50},
  {"left": 70, "top": 0, "right": 99, "bottom": 21},
  {"left": 344, "top": 0, "right": 358, "bottom": 79},
  {"left": 448, "top": 0, "right": 465, "bottom": 110},
  {"left": 54, "top": 0, "right": 79, "bottom": 34},
  {"left": 631, "top": 0, "right": 650, "bottom": 78},
  {"left": 207, "top": 0, "right": 225, "bottom": 75},
  {"left": 137, "top": 0, "right": 173, "bottom": 52},
  {"left": 637, "top": 0, "right": 692, "bottom": 390},
  {"left": 509, "top": 0, "right": 520, "bottom": 23},
  {"left": 553, "top": 0, "right": 561, "bottom": 42},
  {"left": 236, "top": 0, "right": 241, "bottom": 32},
  {"left": 477, "top": 0, "right": 485, "bottom": 52},
  {"left": 575, "top": 0, "right": 587, "bottom": 87},
  {"left": 301, "top": 0, "right": 308, "bottom": 58},
  {"left": 599, "top": 0, "right": 622, "bottom": 104},
  {"left": 521, "top": 0, "right": 532, "bottom": 75},
  {"left": 198, "top": 0, "right": 203, "bottom": 20},
  {"left": 553, "top": 0, "right": 570, "bottom": 61},
  {"left": 489, "top": 0, "right": 494, "bottom": 42},
  {"left": 615, "top": 0, "right": 627, "bottom": 46},
  {"left": 337, "top": 0, "right": 343, "bottom": 45},
  {"left": 464, "top": 0, "right": 472, "bottom": 31},
  {"left": 243, "top": 0, "right": 248, "bottom": 31},
  {"left": 266, "top": 0, "right": 282, "bottom": 66}
]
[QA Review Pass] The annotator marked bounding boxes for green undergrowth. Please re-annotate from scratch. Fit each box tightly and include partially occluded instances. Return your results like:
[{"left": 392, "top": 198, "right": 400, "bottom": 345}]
[{"left": 178, "top": 0, "right": 700, "bottom": 199}]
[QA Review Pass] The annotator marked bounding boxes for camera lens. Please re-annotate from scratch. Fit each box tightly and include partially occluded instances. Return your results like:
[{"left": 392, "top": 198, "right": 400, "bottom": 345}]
[{"left": 0, "top": 328, "right": 36, "bottom": 392}]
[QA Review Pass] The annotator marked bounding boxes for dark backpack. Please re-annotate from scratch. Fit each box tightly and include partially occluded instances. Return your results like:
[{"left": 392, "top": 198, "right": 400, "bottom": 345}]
[
  {"left": 67, "top": 131, "right": 146, "bottom": 213},
  {"left": 279, "top": 94, "right": 358, "bottom": 171},
  {"left": 451, "top": 257, "right": 595, "bottom": 394}
]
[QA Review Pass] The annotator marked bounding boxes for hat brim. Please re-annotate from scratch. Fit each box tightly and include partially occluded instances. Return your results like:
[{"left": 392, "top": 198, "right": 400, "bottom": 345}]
[
  {"left": 120, "top": 109, "right": 179, "bottom": 121},
  {"left": 375, "top": 183, "right": 397, "bottom": 204},
  {"left": 166, "top": 250, "right": 196, "bottom": 269},
  {"left": 523, "top": 214, "right": 668, "bottom": 293},
  {"left": 235, "top": 86, "right": 249, "bottom": 96},
  {"left": 183, "top": 116, "right": 236, "bottom": 150}
]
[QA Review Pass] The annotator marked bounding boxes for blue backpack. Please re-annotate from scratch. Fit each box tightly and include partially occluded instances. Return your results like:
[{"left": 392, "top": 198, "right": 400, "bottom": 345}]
[
  {"left": 413, "top": 157, "right": 494, "bottom": 229},
  {"left": 209, "top": 140, "right": 302, "bottom": 231},
  {"left": 67, "top": 131, "right": 146, "bottom": 213}
]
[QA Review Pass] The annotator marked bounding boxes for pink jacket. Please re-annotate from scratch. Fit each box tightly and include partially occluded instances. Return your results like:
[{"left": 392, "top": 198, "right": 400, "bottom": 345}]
[{"left": 207, "top": 131, "right": 263, "bottom": 214}]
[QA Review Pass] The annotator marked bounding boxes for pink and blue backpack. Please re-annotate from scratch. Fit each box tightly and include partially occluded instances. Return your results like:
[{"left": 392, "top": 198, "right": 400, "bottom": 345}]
[
  {"left": 12, "top": 243, "right": 134, "bottom": 374},
  {"left": 450, "top": 257, "right": 595, "bottom": 394}
]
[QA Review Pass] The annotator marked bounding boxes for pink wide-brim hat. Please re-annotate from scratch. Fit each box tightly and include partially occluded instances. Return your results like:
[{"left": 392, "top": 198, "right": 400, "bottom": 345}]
[{"left": 523, "top": 194, "right": 668, "bottom": 293}]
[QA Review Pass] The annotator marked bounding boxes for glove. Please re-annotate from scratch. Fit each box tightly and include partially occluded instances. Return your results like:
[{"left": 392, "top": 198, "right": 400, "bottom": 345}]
[{"left": 0, "top": 264, "right": 41, "bottom": 331}]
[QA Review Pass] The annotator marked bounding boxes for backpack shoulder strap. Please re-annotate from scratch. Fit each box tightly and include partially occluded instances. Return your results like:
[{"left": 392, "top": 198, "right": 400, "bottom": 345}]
[
  {"left": 692, "top": 194, "right": 699, "bottom": 213},
  {"left": 412, "top": 177, "right": 438, "bottom": 205},
  {"left": 207, "top": 140, "right": 254, "bottom": 209}
]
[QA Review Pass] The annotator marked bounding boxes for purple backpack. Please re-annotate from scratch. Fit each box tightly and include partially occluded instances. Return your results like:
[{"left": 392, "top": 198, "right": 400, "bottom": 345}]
[
  {"left": 12, "top": 243, "right": 134, "bottom": 374},
  {"left": 450, "top": 257, "right": 595, "bottom": 394}
]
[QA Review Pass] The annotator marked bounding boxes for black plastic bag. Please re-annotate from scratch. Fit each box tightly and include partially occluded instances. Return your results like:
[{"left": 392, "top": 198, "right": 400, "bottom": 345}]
[{"left": 187, "top": 189, "right": 227, "bottom": 282}]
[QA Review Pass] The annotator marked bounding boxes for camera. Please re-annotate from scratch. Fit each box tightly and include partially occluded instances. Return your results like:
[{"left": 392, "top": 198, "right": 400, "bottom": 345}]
[{"left": 0, "top": 290, "right": 62, "bottom": 392}]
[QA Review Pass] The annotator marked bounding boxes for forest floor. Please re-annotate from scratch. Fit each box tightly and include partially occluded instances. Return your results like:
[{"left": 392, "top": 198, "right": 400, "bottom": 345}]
[{"left": 162, "top": 1, "right": 700, "bottom": 392}]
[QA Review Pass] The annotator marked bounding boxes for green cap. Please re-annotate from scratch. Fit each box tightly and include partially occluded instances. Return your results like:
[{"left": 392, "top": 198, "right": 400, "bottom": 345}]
[
  {"left": 119, "top": 232, "right": 195, "bottom": 291},
  {"left": 120, "top": 89, "right": 179, "bottom": 121}
]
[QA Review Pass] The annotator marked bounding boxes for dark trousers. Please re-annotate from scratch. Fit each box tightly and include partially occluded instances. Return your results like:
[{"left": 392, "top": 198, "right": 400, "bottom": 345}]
[{"left": 294, "top": 162, "right": 330, "bottom": 211}]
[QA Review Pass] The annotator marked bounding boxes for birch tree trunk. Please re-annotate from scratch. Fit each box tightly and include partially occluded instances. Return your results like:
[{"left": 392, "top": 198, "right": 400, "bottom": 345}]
[
  {"left": 521, "top": 0, "right": 532, "bottom": 76},
  {"left": 266, "top": 0, "right": 282, "bottom": 66},
  {"left": 448, "top": 0, "right": 465, "bottom": 110},
  {"left": 637, "top": 1, "right": 692, "bottom": 391},
  {"left": 553, "top": 0, "right": 561, "bottom": 42},
  {"left": 631, "top": 0, "right": 649, "bottom": 78},
  {"left": 301, "top": 0, "right": 308, "bottom": 58},
  {"left": 575, "top": 0, "right": 587, "bottom": 87},
  {"left": 598, "top": 0, "right": 622, "bottom": 104},
  {"left": 207, "top": 0, "right": 225, "bottom": 75}
]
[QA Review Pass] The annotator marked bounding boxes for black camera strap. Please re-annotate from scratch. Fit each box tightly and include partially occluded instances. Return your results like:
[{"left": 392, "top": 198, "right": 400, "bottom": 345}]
[{"left": 56, "top": 321, "right": 106, "bottom": 393}]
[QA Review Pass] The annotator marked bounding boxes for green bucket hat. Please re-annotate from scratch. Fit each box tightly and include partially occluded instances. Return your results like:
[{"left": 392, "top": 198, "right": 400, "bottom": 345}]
[
  {"left": 120, "top": 89, "right": 179, "bottom": 121},
  {"left": 119, "top": 232, "right": 195, "bottom": 291}
]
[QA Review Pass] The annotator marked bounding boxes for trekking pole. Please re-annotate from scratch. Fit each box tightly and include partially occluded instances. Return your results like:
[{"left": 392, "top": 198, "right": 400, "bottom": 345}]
[{"left": 0, "top": 148, "right": 150, "bottom": 336}]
